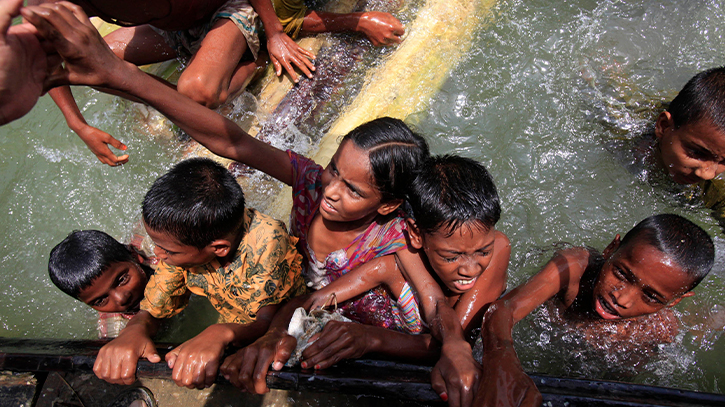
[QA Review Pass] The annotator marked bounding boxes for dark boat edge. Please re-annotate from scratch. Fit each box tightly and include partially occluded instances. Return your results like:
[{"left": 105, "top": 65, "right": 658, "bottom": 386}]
[{"left": 1, "top": 337, "right": 723, "bottom": 407}]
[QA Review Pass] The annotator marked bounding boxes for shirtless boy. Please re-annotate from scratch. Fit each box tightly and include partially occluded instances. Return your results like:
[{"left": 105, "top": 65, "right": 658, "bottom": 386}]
[{"left": 474, "top": 214, "right": 714, "bottom": 406}]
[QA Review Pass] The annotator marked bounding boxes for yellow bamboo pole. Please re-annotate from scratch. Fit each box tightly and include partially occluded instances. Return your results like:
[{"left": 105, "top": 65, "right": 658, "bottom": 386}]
[{"left": 267, "top": 0, "right": 498, "bottom": 220}]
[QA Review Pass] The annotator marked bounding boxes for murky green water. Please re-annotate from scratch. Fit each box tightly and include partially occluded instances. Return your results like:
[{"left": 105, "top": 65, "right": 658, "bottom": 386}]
[{"left": 0, "top": 0, "right": 722, "bottom": 393}]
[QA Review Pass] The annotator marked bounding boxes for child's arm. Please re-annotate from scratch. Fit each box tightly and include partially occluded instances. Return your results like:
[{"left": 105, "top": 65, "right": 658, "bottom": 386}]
[
  {"left": 306, "top": 255, "right": 401, "bottom": 309},
  {"left": 299, "top": 255, "right": 439, "bottom": 368},
  {"left": 301, "top": 321, "right": 439, "bottom": 369},
  {"left": 163, "top": 304, "right": 281, "bottom": 389},
  {"left": 249, "top": 0, "right": 315, "bottom": 83},
  {"left": 474, "top": 247, "right": 590, "bottom": 406},
  {"left": 454, "top": 231, "right": 510, "bottom": 334},
  {"left": 22, "top": 2, "right": 295, "bottom": 185},
  {"left": 395, "top": 248, "right": 480, "bottom": 407},
  {"left": 49, "top": 86, "right": 130, "bottom": 166},
  {"left": 220, "top": 294, "right": 308, "bottom": 393},
  {"left": 93, "top": 310, "right": 162, "bottom": 385}
]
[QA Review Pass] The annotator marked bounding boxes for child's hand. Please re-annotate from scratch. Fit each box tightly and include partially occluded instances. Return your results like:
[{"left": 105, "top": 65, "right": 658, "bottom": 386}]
[
  {"left": 75, "top": 123, "right": 129, "bottom": 166},
  {"left": 164, "top": 324, "right": 234, "bottom": 389},
  {"left": 357, "top": 12, "right": 405, "bottom": 46},
  {"left": 0, "top": 0, "right": 49, "bottom": 124},
  {"left": 300, "top": 320, "right": 373, "bottom": 369},
  {"left": 220, "top": 328, "right": 296, "bottom": 394},
  {"left": 20, "top": 1, "right": 131, "bottom": 90},
  {"left": 474, "top": 345, "right": 541, "bottom": 407},
  {"left": 266, "top": 31, "right": 315, "bottom": 83},
  {"left": 93, "top": 328, "right": 161, "bottom": 385},
  {"left": 431, "top": 340, "right": 480, "bottom": 407}
]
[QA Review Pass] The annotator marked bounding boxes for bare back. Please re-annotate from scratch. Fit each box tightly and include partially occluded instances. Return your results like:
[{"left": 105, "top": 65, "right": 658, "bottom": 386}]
[{"left": 70, "top": 0, "right": 228, "bottom": 30}]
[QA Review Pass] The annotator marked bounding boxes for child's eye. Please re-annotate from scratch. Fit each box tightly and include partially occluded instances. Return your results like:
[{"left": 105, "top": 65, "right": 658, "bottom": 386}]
[
  {"left": 444, "top": 255, "right": 459, "bottom": 263},
  {"left": 687, "top": 147, "right": 709, "bottom": 160},
  {"left": 613, "top": 266, "right": 626, "bottom": 280},
  {"left": 117, "top": 272, "right": 129, "bottom": 286},
  {"left": 476, "top": 250, "right": 492, "bottom": 257},
  {"left": 644, "top": 292, "right": 662, "bottom": 304},
  {"left": 92, "top": 296, "right": 108, "bottom": 307}
]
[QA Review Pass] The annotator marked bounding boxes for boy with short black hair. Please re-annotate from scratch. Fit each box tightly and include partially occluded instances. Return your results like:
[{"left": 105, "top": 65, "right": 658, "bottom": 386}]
[
  {"left": 654, "top": 66, "right": 725, "bottom": 185},
  {"left": 93, "top": 157, "right": 306, "bottom": 389},
  {"left": 474, "top": 214, "right": 715, "bottom": 407},
  {"left": 48, "top": 229, "right": 154, "bottom": 338}
]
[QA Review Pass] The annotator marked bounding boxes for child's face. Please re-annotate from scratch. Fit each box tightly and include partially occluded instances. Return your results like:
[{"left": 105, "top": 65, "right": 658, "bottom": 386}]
[
  {"left": 655, "top": 112, "right": 725, "bottom": 184},
  {"left": 144, "top": 223, "right": 219, "bottom": 268},
  {"left": 592, "top": 238, "right": 693, "bottom": 320},
  {"left": 319, "top": 140, "right": 400, "bottom": 224},
  {"left": 412, "top": 222, "right": 496, "bottom": 294},
  {"left": 77, "top": 259, "right": 148, "bottom": 313}
]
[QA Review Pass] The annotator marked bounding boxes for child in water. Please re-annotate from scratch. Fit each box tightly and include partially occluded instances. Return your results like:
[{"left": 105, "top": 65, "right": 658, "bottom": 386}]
[
  {"left": 25, "top": 5, "right": 478, "bottom": 400},
  {"left": 219, "top": 154, "right": 510, "bottom": 377},
  {"left": 651, "top": 67, "right": 725, "bottom": 185},
  {"left": 48, "top": 229, "right": 154, "bottom": 338},
  {"left": 474, "top": 214, "right": 714, "bottom": 407}
]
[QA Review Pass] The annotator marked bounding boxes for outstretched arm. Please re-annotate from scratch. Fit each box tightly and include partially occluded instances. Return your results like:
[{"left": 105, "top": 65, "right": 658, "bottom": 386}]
[
  {"left": 22, "top": 2, "right": 295, "bottom": 184},
  {"left": 473, "top": 247, "right": 591, "bottom": 406},
  {"left": 249, "top": 0, "right": 315, "bottom": 82},
  {"left": 49, "top": 86, "right": 130, "bottom": 166}
]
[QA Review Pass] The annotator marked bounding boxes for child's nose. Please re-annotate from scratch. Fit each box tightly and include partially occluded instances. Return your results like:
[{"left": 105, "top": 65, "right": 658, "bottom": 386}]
[
  {"left": 324, "top": 179, "right": 342, "bottom": 200},
  {"left": 153, "top": 246, "right": 167, "bottom": 260},
  {"left": 695, "top": 161, "right": 718, "bottom": 180},
  {"left": 612, "top": 286, "right": 635, "bottom": 309},
  {"left": 113, "top": 289, "right": 131, "bottom": 307}
]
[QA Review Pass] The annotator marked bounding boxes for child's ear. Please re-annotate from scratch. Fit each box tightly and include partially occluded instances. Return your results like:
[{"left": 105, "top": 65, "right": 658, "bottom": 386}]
[
  {"left": 655, "top": 111, "right": 674, "bottom": 140},
  {"left": 668, "top": 291, "right": 695, "bottom": 308},
  {"left": 209, "top": 239, "right": 233, "bottom": 257},
  {"left": 405, "top": 218, "right": 424, "bottom": 250},
  {"left": 133, "top": 252, "right": 145, "bottom": 265},
  {"left": 377, "top": 199, "right": 404, "bottom": 216},
  {"left": 602, "top": 234, "right": 621, "bottom": 259}
]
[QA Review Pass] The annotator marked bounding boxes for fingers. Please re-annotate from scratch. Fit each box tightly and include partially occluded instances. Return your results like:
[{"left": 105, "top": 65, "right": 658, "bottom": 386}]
[
  {"left": 0, "top": 0, "right": 23, "bottom": 40},
  {"left": 107, "top": 134, "right": 128, "bottom": 151},
  {"left": 430, "top": 368, "right": 449, "bottom": 403},
  {"left": 93, "top": 350, "right": 139, "bottom": 385}
]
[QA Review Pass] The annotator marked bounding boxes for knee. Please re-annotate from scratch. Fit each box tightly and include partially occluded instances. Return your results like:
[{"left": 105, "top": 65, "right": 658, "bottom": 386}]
[
  {"left": 177, "top": 74, "right": 228, "bottom": 108},
  {"left": 105, "top": 38, "right": 128, "bottom": 60}
]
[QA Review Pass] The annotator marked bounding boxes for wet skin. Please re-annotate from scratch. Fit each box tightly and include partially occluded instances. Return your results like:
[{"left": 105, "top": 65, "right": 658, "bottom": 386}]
[
  {"left": 77, "top": 258, "right": 148, "bottom": 312},
  {"left": 592, "top": 239, "right": 693, "bottom": 320},
  {"left": 655, "top": 112, "right": 725, "bottom": 184},
  {"left": 412, "top": 222, "right": 497, "bottom": 295}
]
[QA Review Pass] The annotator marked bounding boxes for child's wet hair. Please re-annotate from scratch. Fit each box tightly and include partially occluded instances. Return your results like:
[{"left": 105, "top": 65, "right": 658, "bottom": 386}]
[
  {"left": 407, "top": 155, "right": 501, "bottom": 235},
  {"left": 48, "top": 230, "right": 136, "bottom": 298},
  {"left": 620, "top": 214, "right": 714, "bottom": 290},
  {"left": 668, "top": 66, "right": 725, "bottom": 132},
  {"left": 142, "top": 158, "right": 246, "bottom": 249},
  {"left": 341, "top": 117, "right": 429, "bottom": 202}
]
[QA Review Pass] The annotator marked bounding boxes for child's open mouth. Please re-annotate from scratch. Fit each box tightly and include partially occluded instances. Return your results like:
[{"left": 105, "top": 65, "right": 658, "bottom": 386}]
[
  {"left": 452, "top": 277, "right": 477, "bottom": 292},
  {"left": 595, "top": 295, "right": 620, "bottom": 320}
]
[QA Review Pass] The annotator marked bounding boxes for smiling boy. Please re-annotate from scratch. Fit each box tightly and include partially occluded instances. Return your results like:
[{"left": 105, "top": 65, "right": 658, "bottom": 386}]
[
  {"left": 48, "top": 230, "right": 154, "bottom": 338},
  {"left": 473, "top": 214, "right": 714, "bottom": 407}
]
